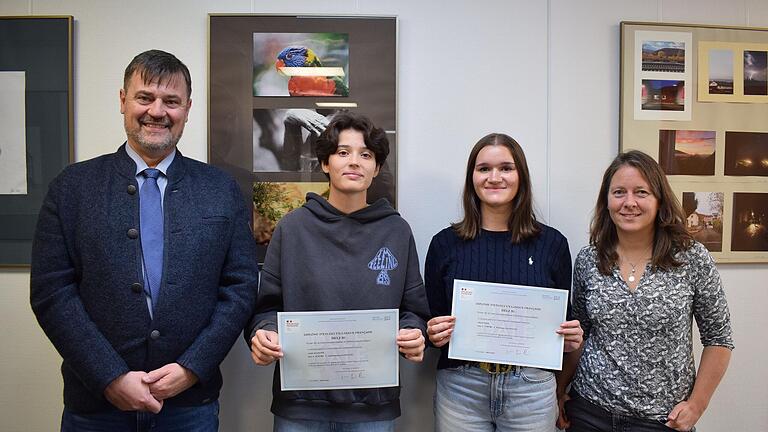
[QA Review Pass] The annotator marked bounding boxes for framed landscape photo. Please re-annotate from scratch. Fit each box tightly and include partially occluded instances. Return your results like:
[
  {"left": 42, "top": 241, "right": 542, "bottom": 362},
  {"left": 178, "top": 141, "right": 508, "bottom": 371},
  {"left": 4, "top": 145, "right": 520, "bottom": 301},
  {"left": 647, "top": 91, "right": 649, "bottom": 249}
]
[
  {"left": 633, "top": 30, "right": 693, "bottom": 121},
  {"left": 621, "top": 21, "right": 768, "bottom": 263},
  {"left": 0, "top": 16, "right": 74, "bottom": 267},
  {"left": 658, "top": 129, "right": 716, "bottom": 175},
  {"left": 698, "top": 41, "right": 768, "bottom": 103},
  {"left": 683, "top": 191, "right": 724, "bottom": 252},
  {"left": 209, "top": 15, "right": 397, "bottom": 262}
]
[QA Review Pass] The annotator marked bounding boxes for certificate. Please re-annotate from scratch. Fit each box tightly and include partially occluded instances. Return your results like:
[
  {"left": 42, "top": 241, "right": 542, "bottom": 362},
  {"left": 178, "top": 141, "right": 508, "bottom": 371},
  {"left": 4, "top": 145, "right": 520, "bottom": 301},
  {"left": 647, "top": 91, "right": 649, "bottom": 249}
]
[
  {"left": 277, "top": 309, "right": 399, "bottom": 391},
  {"left": 448, "top": 279, "right": 568, "bottom": 370}
]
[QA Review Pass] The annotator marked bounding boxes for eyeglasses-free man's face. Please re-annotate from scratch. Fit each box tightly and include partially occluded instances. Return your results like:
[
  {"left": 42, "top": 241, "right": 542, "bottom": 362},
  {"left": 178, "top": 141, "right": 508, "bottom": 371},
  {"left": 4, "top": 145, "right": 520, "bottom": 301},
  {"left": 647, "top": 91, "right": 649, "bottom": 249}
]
[{"left": 120, "top": 71, "right": 191, "bottom": 162}]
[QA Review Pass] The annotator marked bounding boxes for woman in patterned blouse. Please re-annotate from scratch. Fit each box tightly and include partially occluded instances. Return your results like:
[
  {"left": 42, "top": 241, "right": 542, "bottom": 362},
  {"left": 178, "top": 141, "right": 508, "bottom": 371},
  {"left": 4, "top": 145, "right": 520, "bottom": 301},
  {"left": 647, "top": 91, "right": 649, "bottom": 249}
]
[{"left": 557, "top": 150, "right": 734, "bottom": 432}]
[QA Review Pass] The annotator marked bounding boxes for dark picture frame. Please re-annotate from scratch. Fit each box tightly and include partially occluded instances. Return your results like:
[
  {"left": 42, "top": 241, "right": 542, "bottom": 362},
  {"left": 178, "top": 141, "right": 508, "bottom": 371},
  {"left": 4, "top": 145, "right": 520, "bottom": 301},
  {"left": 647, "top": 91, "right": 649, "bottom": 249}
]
[
  {"left": 0, "top": 16, "right": 74, "bottom": 267},
  {"left": 208, "top": 15, "right": 397, "bottom": 262}
]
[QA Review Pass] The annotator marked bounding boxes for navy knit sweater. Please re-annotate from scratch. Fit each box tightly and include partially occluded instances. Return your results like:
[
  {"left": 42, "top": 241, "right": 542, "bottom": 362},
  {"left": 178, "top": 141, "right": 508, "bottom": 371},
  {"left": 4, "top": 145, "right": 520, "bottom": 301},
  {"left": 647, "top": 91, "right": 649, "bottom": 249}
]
[{"left": 424, "top": 224, "right": 573, "bottom": 370}]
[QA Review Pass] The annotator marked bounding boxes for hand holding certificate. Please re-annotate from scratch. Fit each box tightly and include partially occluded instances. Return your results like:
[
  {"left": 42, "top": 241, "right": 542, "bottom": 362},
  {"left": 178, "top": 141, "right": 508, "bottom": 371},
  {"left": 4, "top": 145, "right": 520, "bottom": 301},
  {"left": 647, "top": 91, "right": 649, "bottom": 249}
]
[
  {"left": 277, "top": 309, "right": 400, "bottom": 391},
  {"left": 448, "top": 279, "right": 569, "bottom": 370}
]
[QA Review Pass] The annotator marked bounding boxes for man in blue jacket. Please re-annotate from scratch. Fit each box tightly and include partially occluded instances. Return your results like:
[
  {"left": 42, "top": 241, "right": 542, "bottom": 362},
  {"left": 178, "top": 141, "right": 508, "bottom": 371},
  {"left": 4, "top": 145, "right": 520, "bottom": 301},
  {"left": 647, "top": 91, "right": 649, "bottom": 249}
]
[{"left": 30, "top": 49, "right": 258, "bottom": 431}]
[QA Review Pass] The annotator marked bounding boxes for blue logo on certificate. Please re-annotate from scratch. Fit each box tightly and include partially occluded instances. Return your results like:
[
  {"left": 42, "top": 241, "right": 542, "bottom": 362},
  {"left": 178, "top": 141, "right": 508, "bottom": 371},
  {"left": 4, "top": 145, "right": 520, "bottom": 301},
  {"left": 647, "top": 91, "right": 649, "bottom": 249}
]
[
  {"left": 284, "top": 319, "right": 301, "bottom": 333},
  {"left": 460, "top": 286, "right": 474, "bottom": 300}
]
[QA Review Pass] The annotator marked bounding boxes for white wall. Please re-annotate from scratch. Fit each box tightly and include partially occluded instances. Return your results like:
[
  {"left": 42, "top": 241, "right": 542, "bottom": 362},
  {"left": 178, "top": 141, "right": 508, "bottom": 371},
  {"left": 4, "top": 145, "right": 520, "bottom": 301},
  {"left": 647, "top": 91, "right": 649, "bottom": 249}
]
[{"left": 1, "top": 0, "right": 766, "bottom": 430}]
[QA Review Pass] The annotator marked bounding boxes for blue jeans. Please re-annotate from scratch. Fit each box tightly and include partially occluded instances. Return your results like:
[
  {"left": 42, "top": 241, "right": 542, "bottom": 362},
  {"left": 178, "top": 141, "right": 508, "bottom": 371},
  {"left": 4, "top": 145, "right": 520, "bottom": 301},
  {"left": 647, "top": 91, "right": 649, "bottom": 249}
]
[
  {"left": 565, "top": 392, "right": 686, "bottom": 432},
  {"left": 274, "top": 415, "right": 395, "bottom": 432},
  {"left": 434, "top": 364, "right": 558, "bottom": 432},
  {"left": 60, "top": 401, "right": 219, "bottom": 432}
]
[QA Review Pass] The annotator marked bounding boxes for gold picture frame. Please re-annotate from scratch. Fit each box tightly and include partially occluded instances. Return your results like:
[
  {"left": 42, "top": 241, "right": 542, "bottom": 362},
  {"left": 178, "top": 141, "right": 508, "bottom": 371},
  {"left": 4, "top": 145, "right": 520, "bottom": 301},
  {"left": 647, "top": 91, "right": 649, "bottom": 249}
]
[{"left": 620, "top": 21, "right": 768, "bottom": 263}]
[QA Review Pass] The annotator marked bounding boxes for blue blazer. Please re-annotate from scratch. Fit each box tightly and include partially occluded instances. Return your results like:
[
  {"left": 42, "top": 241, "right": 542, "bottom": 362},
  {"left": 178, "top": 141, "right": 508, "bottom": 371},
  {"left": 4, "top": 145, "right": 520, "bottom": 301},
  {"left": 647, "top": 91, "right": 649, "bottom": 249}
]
[{"left": 30, "top": 144, "right": 259, "bottom": 413}]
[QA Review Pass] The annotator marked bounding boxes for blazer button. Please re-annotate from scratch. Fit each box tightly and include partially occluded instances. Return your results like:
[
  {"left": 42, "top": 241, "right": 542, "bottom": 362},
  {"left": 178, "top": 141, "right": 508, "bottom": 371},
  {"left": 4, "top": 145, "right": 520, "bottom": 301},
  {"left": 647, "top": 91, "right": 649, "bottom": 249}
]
[
  {"left": 150, "top": 330, "right": 161, "bottom": 340},
  {"left": 127, "top": 184, "right": 137, "bottom": 195},
  {"left": 127, "top": 228, "right": 139, "bottom": 239},
  {"left": 131, "top": 282, "right": 143, "bottom": 293}
]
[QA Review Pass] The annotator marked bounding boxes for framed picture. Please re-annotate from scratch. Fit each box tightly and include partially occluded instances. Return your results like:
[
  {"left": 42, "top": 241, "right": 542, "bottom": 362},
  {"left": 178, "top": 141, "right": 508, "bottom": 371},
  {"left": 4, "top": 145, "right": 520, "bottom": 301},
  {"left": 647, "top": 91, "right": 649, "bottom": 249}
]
[
  {"left": 633, "top": 30, "right": 693, "bottom": 120},
  {"left": 698, "top": 41, "right": 768, "bottom": 102},
  {"left": 0, "top": 16, "right": 74, "bottom": 267},
  {"left": 620, "top": 21, "right": 768, "bottom": 263},
  {"left": 208, "top": 15, "right": 397, "bottom": 262}
]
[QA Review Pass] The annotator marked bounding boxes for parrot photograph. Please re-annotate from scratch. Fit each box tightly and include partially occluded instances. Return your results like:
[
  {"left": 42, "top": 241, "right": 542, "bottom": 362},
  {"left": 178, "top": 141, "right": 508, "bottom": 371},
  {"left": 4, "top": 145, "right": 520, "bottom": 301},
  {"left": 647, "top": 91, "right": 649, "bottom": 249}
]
[{"left": 252, "top": 32, "right": 349, "bottom": 97}]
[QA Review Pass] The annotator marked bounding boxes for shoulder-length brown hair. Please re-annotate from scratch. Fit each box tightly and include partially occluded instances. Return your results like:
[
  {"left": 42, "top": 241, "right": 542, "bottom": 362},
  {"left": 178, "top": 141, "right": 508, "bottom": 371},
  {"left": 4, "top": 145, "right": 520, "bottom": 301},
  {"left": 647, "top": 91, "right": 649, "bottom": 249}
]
[
  {"left": 452, "top": 133, "right": 540, "bottom": 243},
  {"left": 590, "top": 150, "right": 693, "bottom": 274}
]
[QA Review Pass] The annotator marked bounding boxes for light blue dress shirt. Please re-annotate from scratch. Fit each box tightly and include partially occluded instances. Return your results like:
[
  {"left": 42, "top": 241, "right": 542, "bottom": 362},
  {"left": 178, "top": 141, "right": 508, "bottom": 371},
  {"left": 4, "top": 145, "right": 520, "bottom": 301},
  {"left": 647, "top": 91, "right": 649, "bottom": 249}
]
[{"left": 125, "top": 143, "right": 176, "bottom": 206}]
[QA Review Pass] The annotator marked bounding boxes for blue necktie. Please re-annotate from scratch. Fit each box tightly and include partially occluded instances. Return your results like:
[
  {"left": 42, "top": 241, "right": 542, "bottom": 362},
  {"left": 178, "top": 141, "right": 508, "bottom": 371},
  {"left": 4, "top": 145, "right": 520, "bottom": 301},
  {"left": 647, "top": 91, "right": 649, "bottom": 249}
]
[{"left": 140, "top": 168, "right": 163, "bottom": 311}]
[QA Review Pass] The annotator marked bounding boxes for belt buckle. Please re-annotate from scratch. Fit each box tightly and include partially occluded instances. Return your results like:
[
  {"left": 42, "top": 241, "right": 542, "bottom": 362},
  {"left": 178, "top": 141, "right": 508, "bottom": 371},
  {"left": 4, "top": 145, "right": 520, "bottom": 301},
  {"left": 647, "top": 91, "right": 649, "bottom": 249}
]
[{"left": 476, "top": 362, "right": 515, "bottom": 374}]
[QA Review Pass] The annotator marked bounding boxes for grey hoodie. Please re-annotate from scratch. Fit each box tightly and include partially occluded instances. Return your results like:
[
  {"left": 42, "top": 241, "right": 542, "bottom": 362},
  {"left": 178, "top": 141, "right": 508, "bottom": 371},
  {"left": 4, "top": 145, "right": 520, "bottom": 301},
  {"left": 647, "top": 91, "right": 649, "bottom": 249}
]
[{"left": 247, "top": 193, "right": 430, "bottom": 423}]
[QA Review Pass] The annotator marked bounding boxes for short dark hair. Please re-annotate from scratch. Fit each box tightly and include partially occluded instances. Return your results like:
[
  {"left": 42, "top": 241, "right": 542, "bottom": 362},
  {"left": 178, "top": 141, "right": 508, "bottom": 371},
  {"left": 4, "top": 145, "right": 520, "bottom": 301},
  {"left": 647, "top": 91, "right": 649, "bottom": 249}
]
[
  {"left": 590, "top": 150, "right": 692, "bottom": 274},
  {"left": 123, "top": 49, "right": 192, "bottom": 99},
  {"left": 314, "top": 111, "right": 389, "bottom": 173},
  {"left": 452, "top": 133, "right": 540, "bottom": 243}
]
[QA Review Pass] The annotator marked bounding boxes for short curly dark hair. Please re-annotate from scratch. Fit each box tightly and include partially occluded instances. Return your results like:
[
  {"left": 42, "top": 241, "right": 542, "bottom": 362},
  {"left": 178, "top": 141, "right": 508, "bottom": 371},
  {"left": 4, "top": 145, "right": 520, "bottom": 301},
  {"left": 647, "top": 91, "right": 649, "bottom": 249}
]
[{"left": 314, "top": 111, "right": 389, "bottom": 174}]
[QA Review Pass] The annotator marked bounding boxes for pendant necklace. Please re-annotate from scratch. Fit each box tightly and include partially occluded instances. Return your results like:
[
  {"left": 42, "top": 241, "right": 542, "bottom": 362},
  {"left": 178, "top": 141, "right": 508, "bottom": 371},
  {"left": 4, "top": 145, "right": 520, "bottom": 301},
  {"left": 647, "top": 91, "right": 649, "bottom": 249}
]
[
  {"left": 626, "top": 257, "right": 648, "bottom": 284},
  {"left": 628, "top": 262, "right": 639, "bottom": 283},
  {"left": 620, "top": 246, "right": 651, "bottom": 286}
]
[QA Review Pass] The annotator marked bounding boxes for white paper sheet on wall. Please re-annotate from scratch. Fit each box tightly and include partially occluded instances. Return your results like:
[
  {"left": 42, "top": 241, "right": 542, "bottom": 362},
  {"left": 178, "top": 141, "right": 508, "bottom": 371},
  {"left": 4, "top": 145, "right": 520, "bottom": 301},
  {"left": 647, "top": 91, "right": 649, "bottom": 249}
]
[{"left": 0, "top": 71, "right": 28, "bottom": 195}]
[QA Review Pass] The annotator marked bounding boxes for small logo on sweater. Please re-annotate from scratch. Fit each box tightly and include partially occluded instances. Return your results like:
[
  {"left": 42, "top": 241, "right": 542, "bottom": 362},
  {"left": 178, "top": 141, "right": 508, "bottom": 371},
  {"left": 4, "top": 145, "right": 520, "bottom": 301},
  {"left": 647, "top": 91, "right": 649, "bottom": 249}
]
[
  {"left": 528, "top": 256, "right": 534, "bottom": 265},
  {"left": 368, "top": 247, "right": 398, "bottom": 286}
]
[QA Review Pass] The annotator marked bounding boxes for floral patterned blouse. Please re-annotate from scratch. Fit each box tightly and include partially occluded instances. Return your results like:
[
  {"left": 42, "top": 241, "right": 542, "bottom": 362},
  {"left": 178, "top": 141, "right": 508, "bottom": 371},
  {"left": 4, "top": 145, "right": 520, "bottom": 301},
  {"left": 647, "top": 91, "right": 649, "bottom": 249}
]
[{"left": 571, "top": 242, "right": 734, "bottom": 421}]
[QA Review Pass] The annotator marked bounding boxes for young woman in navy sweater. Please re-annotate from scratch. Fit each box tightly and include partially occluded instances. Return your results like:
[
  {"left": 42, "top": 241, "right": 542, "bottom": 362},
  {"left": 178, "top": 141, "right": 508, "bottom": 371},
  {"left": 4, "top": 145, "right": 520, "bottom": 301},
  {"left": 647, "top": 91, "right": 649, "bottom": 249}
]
[{"left": 424, "top": 133, "right": 583, "bottom": 431}]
